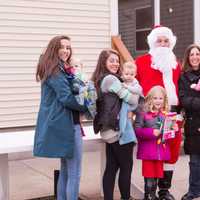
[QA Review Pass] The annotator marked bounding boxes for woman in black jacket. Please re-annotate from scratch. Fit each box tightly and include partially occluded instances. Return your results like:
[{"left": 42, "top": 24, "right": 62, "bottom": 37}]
[
  {"left": 91, "top": 49, "right": 140, "bottom": 200},
  {"left": 178, "top": 44, "right": 200, "bottom": 200}
]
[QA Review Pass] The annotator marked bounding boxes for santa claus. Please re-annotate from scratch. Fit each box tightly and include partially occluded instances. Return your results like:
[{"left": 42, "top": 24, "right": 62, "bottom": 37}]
[{"left": 136, "top": 26, "right": 182, "bottom": 200}]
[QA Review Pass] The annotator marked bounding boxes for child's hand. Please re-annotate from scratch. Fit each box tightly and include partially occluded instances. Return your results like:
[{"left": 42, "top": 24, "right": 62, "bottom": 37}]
[
  {"left": 190, "top": 80, "right": 200, "bottom": 91},
  {"left": 153, "top": 129, "right": 161, "bottom": 137},
  {"left": 128, "top": 111, "right": 133, "bottom": 119},
  {"left": 122, "top": 83, "right": 128, "bottom": 88}
]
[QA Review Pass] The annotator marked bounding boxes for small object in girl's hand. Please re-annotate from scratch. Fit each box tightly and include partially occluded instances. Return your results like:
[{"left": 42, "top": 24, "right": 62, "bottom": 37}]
[
  {"left": 160, "top": 112, "right": 178, "bottom": 143},
  {"left": 157, "top": 138, "right": 161, "bottom": 144}
]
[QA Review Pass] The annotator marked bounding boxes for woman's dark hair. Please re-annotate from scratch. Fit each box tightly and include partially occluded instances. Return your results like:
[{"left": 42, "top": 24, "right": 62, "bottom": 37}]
[
  {"left": 182, "top": 44, "right": 200, "bottom": 72},
  {"left": 91, "top": 49, "right": 121, "bottom": 91},
  {"left": 36, "top": 35, "right": 72, "bottom": 82}
]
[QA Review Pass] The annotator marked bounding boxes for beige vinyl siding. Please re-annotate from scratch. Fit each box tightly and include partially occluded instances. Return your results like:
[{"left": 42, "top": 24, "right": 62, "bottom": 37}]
[{"left": 0, "top": 0, "right": 111, "bottom": 128}]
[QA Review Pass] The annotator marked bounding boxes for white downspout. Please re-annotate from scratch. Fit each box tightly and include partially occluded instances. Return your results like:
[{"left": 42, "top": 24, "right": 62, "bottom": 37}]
[
  {"left": 194, "top": 0, "right": 200, "bottom": 45},
  {"left": 110, "top": 0, "right": 119, "bottom": 36},
  {"left": 154, "top": 0, "right": 160, "bottom": 25}
]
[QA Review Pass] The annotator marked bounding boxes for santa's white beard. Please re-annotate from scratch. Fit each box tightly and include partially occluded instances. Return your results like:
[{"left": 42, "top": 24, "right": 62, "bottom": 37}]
[
  {"left": 150, "top": 47, "right": 178, "bottom": 106},
  {"left": 150, "top": 47, "right": 177, "bottom": 73}
]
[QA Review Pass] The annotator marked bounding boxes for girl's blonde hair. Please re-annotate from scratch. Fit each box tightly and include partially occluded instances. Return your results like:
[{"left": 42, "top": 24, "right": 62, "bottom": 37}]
[{"left": 144, "top": 86, "right": 169, "bottom": 112}]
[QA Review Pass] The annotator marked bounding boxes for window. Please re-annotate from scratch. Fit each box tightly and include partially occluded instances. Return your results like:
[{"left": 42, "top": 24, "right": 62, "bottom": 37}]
[{"left": 135, "top": 6, "right": 152, "bottom": 51}]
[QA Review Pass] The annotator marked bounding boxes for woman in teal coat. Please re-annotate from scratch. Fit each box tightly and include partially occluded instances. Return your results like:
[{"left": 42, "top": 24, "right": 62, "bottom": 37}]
[{"left": 34, "top": 35, "right": 87, "bottom": 200}]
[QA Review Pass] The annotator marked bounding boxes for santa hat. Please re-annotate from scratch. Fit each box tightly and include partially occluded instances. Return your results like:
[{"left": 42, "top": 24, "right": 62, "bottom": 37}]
[{"left": 147, "top": 25, "right": 177, "bottom": 50}]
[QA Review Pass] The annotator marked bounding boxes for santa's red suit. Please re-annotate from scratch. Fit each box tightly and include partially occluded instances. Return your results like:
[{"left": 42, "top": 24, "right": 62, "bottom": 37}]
[{"left": 136, "top": 53, "right": 182, "bottom": 164}]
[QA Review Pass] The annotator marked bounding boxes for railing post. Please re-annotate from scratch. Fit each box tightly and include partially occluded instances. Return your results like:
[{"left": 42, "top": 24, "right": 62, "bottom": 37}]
[{"left": 111, "top": 36, "right": 134, "bottom": 63}]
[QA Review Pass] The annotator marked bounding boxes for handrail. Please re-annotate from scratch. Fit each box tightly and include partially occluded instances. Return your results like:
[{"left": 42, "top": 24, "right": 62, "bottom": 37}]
[{"left": 111, "top": 35, "right": 134, "bottom": 62}]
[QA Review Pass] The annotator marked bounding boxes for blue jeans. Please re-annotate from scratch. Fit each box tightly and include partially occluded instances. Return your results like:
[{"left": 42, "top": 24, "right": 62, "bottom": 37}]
[
  {"left": 188, "top": 154, "right": 200, "bottom": 198},
  {"left": 57, "top": 125, "right": 82, "bottom": 200}
]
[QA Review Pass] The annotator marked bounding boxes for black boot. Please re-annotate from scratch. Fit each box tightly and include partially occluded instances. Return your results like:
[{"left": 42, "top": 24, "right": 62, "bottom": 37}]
[
  {"left": 143, "top": 178, "right": 158, "bottom": 200},
  {"left": 158, "top": 171, "right": 175, "bottom": 200}
]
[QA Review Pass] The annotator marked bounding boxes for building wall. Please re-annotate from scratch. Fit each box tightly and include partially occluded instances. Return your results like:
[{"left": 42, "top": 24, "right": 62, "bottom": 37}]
[
  {"left": 160, "top": 0, "right": 193, "bottom": 60},
  {"left": 118, "top": 0, "right": 152, "bottom": 57},
  {"left": 0, "top": 0, "right": 111, "bottom": 128},
  {"left": 119, "top": 0, "right": 194, "bottom": 60}
]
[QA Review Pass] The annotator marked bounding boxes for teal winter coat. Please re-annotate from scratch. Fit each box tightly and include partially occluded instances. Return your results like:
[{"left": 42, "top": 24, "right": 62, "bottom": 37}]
[{"left": 33, "top": 70, "right": 86, "bottom": 158}]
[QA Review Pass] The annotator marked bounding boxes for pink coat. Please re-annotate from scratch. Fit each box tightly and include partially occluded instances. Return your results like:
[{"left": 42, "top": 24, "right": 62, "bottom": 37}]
[{"left": 135, "top": 112, "right": 171, "bottom": 161}]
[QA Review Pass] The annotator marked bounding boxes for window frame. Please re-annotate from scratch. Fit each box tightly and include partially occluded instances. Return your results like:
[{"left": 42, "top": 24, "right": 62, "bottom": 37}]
[{"left": 135, "top": 5, "right": 153, "bottom": 53}]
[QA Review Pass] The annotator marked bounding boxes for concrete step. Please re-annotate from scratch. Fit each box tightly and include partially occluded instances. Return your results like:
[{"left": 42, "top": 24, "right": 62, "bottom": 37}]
[{"left": 9, "top": 151, "right": 189, "bottom": 200}]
